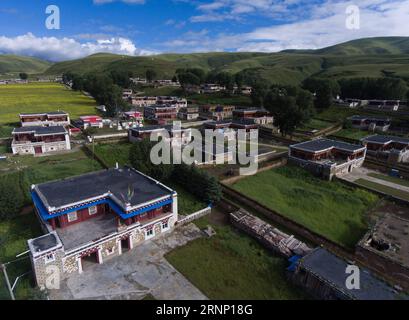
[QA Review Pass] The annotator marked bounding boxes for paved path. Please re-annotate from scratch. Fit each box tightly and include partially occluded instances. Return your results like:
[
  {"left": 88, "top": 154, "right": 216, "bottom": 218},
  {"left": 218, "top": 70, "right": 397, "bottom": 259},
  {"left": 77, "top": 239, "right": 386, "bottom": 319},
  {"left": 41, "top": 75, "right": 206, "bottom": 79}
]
[
  {"left": 341, "top": 167, "right": 409, "bottom": 193},
  {"left": 50, "top": 224, "right": 207, "bottom": 300}
]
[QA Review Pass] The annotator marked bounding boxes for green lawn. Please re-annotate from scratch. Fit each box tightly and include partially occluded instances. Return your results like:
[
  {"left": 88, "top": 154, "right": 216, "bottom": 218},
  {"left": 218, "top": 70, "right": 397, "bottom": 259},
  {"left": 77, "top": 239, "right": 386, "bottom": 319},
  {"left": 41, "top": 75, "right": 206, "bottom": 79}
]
[
  {"left": 0, "top": 83, "right": 97, "bottom": 136},
  {"left": 231, "top": 166, "right": 379, "bottom": 248},
  {"left": 300, "top": 118, "right": 335, "bottom": 131},
  {"left": 368, "top": 173, "right": 409, "bottom": 188},
  {"left": 333, "top": 128, "right": 370, "bottom": 141},
  {"left": 0, "top": 144, "right": 8, "bottom": 154},
  {"left": 0, "top": 213, "right": 43, "bottom": 300},
  {"left": 93, "top": 142, "right": 133, "bottom": 167},
  {"left": 166, "top": 214, "right": 307, "bottom": 300},
  {"left": 355, "top": 179, "right": 409, "bottom": 201},
  {"left": 167, "top": 182, "right": 207, "bottom": 215}
]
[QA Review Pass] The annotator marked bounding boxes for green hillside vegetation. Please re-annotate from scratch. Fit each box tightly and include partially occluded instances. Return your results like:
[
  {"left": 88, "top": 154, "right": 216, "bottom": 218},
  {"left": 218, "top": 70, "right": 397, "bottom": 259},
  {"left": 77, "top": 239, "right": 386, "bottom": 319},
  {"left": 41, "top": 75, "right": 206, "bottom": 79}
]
[
  {"left": 36, "top": 37, "right": 409, "bottom": 86},
  {"left": 0, "top": 55, "right": 51, "bottom": 75},
  {"left": 44, "top": 53, "right": 127, "bottom": 75},
  {"left": 2, "top": 37, "right": 409, "bottom": 86}
]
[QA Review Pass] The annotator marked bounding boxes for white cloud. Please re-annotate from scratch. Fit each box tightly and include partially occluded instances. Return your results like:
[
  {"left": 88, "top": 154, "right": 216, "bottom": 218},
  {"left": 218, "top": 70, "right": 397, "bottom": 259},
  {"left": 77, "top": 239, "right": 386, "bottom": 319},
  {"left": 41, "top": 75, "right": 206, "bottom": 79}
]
[
  {"left": 0, "top": 33, "right": 158, "bottom": 61},
  {"left": 166, "top": 0, "right": 409, "bottom": 53}
]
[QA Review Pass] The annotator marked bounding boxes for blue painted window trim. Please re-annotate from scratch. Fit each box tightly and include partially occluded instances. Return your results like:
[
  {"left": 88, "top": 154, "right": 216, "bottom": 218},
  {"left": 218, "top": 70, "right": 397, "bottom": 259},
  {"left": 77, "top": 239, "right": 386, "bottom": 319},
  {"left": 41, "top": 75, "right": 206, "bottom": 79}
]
[{"left": 31, "top": 191, "right": 173, "bottom": 222}]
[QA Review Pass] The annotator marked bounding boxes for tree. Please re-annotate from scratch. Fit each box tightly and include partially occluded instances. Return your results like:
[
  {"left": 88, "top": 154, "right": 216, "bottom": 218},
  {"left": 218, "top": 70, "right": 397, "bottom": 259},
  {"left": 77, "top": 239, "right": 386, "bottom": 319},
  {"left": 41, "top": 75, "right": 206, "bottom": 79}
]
[
  {"left": 172, "top": 164, "right": 222, "bottom": 204},
  {"left": 146, "top": 69, "right": 157, "bottom": 83},
  {"left": 19, "top": 72, "right": 28, "bottom": 80},
  {"left": 264, "top": 86, "right": 314, "bottom": 136},
  {"left": 178, "top": 72, "right": 201, "bottom": 87},
  {"left": 130, "top": 139, "right": 174, "bottom": 181},
  {"left": 251, "top": 81, "right": 269, "bottom": 107},
  {"left": 339, "top": 77, "right": 408, "bottom": 100},
  {"left": 215, "top": 72, "right": 234, "bottom": 91},
  {"left": 235, "top": 72, "right": 244, "bottom": 90},
  {"left": 303, "top": 78, "right": 339, "bottom": 109},
  {"left": 110, "top": 70, "right": 132, "bottom": 88}
]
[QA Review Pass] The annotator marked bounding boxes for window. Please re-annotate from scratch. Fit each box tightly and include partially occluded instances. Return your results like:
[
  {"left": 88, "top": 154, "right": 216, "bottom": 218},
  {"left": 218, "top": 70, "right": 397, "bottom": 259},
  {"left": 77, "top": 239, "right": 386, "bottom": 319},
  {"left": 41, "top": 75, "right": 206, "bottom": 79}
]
[
  {"left": 45, "top": 253, "right": 55, "bottom": 264},
  {"left": 162, "top": 222, "right": 169, "bottom": 231},
  {"left": 89, "top": 206, "right": 98, "bottom": 215},
  {"left": 146, "top": 229, "right": 154, "bottom": 239},
  {"left": 67, "top": 211, "right": 78, "bottom": 223}
]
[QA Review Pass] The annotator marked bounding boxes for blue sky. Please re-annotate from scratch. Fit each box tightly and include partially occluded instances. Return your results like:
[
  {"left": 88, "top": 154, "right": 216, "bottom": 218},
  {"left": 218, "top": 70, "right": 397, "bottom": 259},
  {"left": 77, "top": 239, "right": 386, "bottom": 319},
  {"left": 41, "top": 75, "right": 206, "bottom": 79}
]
[{"left": 0, "top": 0, "right": 408, "bottom": 61}]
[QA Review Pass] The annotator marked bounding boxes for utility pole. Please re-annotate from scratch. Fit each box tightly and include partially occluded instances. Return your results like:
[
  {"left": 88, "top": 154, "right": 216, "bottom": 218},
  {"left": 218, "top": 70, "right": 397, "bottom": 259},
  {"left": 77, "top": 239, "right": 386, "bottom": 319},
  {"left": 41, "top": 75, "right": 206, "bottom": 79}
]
[{"left": 1, "top": 264, "right": 15, "bottom": 300}]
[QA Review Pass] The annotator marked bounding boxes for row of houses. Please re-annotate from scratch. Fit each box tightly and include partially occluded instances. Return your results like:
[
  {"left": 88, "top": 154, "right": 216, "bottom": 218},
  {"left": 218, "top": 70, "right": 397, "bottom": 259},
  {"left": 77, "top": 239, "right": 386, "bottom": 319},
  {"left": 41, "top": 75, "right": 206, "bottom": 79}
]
[
  {"left": 184, "top": 84, "right": 253, "bottom": 95},
  {"left": 289, "top": 135, "right": 409, "bottom": 180},
  {"left": 128, "top": 95, "right": 187, "bottom": 110},
  {"left": 337, "top": 98, "right": 401, "bottom": 112},
  {"left": 130, "top": 78, "right": 181, "bottom": 87}
]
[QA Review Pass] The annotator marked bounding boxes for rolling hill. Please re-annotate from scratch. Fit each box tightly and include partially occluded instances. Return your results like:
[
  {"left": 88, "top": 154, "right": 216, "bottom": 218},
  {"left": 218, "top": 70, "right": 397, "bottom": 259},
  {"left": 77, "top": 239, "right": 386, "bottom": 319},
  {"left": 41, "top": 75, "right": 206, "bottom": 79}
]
[
  {"left": 4, "top": 36, "right": 409, "bottom": 86},
  {"left": 0, "top": 55, "right": 51, "bottom": 75}
]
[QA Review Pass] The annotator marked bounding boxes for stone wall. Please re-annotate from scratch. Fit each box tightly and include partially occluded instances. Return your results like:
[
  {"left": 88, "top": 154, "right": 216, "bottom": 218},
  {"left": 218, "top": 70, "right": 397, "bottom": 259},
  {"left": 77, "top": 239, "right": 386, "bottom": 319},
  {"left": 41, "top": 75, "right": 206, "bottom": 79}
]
[{"left": 32, "top": 247, "right": 66, "bottom": 289}]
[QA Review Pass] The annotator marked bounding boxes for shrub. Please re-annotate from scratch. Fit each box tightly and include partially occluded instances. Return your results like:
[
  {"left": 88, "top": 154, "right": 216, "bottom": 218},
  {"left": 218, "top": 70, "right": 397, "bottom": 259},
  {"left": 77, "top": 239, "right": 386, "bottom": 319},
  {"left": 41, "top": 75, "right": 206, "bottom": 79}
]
[{"left": 172, "top": 164, "right": 222, "bottom": 204}]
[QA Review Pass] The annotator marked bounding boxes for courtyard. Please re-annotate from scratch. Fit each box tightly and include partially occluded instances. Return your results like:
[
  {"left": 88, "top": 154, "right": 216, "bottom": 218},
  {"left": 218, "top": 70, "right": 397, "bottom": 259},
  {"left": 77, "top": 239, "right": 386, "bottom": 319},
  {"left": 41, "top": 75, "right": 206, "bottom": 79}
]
[{"left": 49, "top": 223, "right": 207, "bottom": 300}]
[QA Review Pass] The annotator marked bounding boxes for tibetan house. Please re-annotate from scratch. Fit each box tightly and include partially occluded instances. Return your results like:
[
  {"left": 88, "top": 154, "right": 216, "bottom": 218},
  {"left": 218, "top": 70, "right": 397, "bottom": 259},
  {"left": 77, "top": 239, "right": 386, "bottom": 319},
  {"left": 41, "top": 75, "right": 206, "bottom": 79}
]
[
  {"left": 20, "top": 111, "right": 70, "bottom": 127},
  {"left": 199, "top": 105, "right": 235, "bottom": 121},
  {"left": 129, "top": 125, "right": 192, "bottom": 147},
  {"left": 288, "top": 247, "right": 405, "bottom": 300},
  {"left": 11, "top": 126, "right": 71, "bottom": 155},
  {"left": 348, "top": 115, "right": 391, "bottom": 132},
  {"left": 289, "top": 139, "right": 367, "bottom": 180},
  {"left": 144, "top": 105, "right": 178, "bottom": 124},
  {"left": 233, "top": 109, "right": 274, "bottom": 126},
  {"left": 361, "top": 135, "right": 409, "bottom": 164},
  {"left": 78, "top": 115, "right": 103, "bottom": 129},
  {"left": 28, "top": 167, "right": 178, "bottom": 288}
]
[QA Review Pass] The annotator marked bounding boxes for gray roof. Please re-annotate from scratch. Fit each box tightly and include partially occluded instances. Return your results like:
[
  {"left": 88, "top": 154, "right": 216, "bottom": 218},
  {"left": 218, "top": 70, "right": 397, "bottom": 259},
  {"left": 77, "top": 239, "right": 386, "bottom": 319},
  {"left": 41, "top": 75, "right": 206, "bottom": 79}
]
[
  {"left": 20, "top": 111, "right": 68, "bottom": 116},
  {"left": 13, "top": 126, "right": 67, "bottom": 135},
  {"left": 362, "top": 135, "right": 409, "bottom": 145},
  {"left": 300, "top": 248, "right": 405, "bottom": 300},
  {"left": 35, "top": 167, "right": 174, "bottom": 210},
  {"left": 291, "top": 139, "right": 365, "bottom": 153},
  {"left": 30, "top": 233, "right": 59, "bottom": 252}
]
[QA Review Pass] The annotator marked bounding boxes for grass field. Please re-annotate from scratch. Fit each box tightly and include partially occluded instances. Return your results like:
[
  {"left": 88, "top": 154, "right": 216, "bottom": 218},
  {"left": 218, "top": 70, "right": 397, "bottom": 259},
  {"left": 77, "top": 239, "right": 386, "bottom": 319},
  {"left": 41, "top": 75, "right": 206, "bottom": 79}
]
[
  {"left": 0, "top": 213, "right": 43, "bottom": 300},
  {"left": 0, "top": 83, "right": 97, "bottom": 136},
  {"left": 299, "top": 118, "right": 335, "bottom": 131},
  {"left": 0, "top": 144, "right": 8, "bottom": 154},
  {"left": 368, "top": 173, "right": 409, "bottom": 188},
  {"left": 166, "top": 214, "right": 307, "bottom": 300},
  {"left": 355, "top": 179, "right": 409, "bottom": 201},
  {"left": 93, "top": 142, "right": 133, "bottom": 168},
  {"left": 230, "top": 166, "right": 379, "bottom": 248},
  {"left": 332, "top": 128, "right": 370, "bottom": 141}
]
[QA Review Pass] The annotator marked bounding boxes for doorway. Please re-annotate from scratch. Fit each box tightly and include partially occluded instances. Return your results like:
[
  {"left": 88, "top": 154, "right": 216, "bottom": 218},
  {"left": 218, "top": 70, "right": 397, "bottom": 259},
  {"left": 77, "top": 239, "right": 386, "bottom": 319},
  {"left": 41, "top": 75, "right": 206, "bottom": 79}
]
[{"left": 121, "top": 237, "right": 131, "bottom": 253}]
